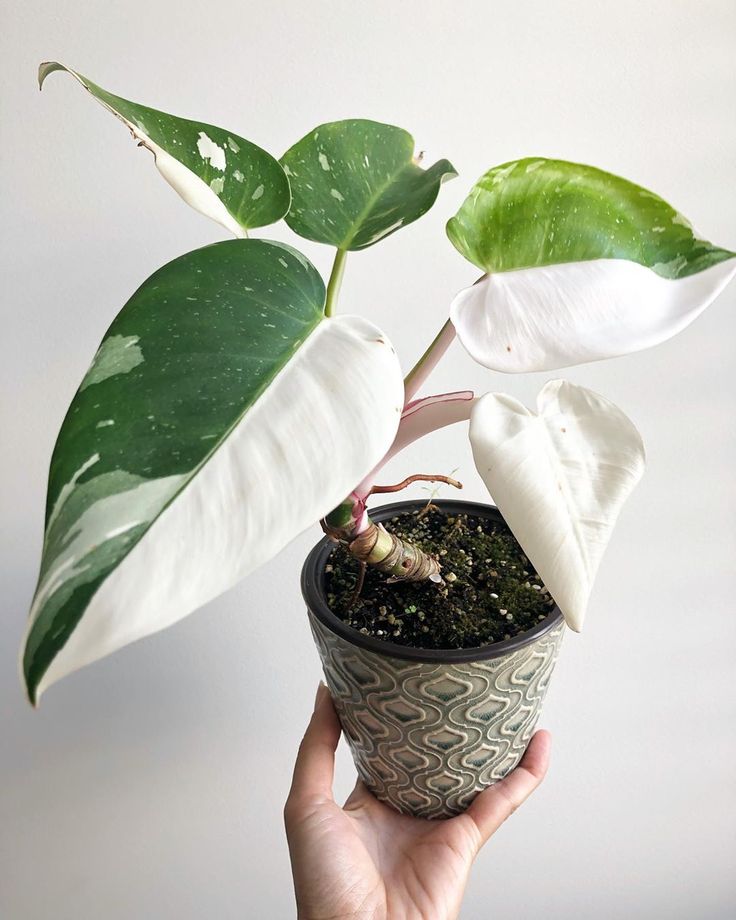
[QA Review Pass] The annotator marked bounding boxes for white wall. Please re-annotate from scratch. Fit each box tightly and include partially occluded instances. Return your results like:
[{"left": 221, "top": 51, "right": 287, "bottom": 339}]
[{"left": 1, "top": 2, "right": 734, "bottom": 917}]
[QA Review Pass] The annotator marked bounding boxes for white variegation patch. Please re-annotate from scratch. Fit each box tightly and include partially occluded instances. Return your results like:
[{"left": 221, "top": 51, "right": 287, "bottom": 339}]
[
  {"left": 30, "top": 471, "right": 186, "bottom": 622},
  {"left": 451, "top": 257, "right": 736, "bottom": 372},
  {"left": 469, "top": 380, "right": 645, "bottom": 631},
  {"left": 80, "top": 335, "right": 143, "bottom": 390},
  {"left": 138, "top": 136, "right": 246, "bottom": 239},
  {"left": 367, "top": 219, "right": 404, "bottom": 245},
  {"left": 30, "top": 315, "right": 404, "bottom": 700},
  {"left": 196, "top": 132, "right": 226, "bottom": 170},
  {"left": 46, "top": 453, "right": 100, "bottom": 532}
]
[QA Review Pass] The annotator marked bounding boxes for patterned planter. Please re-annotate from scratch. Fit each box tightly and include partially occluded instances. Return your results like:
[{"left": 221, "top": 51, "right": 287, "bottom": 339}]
[{"left": 302, "top": 500, "right": 565, "bottom": 819}]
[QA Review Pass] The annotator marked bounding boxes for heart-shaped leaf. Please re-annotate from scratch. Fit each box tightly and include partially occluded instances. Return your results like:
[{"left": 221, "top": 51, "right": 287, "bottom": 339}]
[
  {"left": 21, "top": 239, "right": 403, "bottom": 704},
  {"left": 39, "top": 62, "right": 291, "bottom": 236},
  {"left": 447, "top": 158, "right": 735, "bottom": 371},
  {"left": 281, "top": 119, "right": 456, "bottom": 250},
  {"left": 469, "top": 380, "right": 646, "bottom": 631}
]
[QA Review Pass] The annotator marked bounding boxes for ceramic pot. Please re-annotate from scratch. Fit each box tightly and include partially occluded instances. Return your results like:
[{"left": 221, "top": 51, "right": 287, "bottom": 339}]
[{"left": 302, "top": 499, "right": 564, "bottom": 819}]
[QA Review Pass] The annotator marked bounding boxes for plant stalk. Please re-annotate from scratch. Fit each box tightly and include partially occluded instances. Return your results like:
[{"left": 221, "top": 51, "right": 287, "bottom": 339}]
[
  {"left": 324, "top": 248, "right": 347, "bottom": 317},
  {"left": 403, "top": 318, "right": 456, "bottom": 403},
  {"left": 322, "top": 474, "right": 462, "bottom": 584},
  {"left": 348, "top": 520, "right": 441, "bottom": 582}
]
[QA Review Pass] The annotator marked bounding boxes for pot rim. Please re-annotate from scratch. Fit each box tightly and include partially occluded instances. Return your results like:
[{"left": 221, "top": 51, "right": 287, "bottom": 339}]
[{"left": 301, "top": 498, "right": 564, "bottom": 663}]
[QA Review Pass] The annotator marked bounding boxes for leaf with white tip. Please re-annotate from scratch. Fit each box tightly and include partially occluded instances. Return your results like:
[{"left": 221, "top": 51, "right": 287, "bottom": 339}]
[
  {"left": 39, "top": 62, "right": 290, "bottom": 236},
  {"left": 21, "top": 239, "right": 404, "bottom": 704},
  {"left": 281, "top": 119, "right": 456, "bottom": 250},
  {"left": 469, "top": 381, "right": 645, "bottom": 631},
  {"left": 448, "top": 158, "right": 736, "bottom": 371}
]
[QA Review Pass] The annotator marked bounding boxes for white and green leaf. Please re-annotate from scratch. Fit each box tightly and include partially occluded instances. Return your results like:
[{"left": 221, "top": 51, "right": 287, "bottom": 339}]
[
  {"left": 39, "top": 62, "right": 291, "bottom": 236},
  {"left": 470, "top": 381, "right": 645, "bottom": 631},
  {"left": 281, "top": 119, "right": 456, "bottom": 250},
  {"left": 448, "top": 158, "right": 736, "bottom": 371},
  {"left": 21, "top": 239, "right": 404, "bottom": 704}
]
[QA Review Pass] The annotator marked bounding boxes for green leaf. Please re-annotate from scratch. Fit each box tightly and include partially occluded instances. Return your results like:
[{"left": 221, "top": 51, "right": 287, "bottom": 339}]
[
  {"left": 447, "top": 157, "right": 733, "bottom": 278},
  {"left": 21, "top": 239, "right": 404, "bottom": 704},
  {"left": 280, "top": 119, "right": 456, "bottom": 250},
  {"left": 447, "top": 158, "right": 736, "bottom": 372},
  {"left": 39, "top": 62, "right": 291, "bottom": 235}
]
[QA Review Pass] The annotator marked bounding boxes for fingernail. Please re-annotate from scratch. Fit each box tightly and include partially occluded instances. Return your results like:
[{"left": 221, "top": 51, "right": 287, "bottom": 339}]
[{"left": 314, "top": 680, "right": 327, "bottom": 709}]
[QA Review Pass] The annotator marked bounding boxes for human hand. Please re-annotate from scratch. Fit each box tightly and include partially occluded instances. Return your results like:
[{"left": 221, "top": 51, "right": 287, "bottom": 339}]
[{"left": 284, "top": 683, "right": 551, "bottom": 920}]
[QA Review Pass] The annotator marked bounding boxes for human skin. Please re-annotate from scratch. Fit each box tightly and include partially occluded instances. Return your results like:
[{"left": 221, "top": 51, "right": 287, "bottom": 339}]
[{"left": 284, "top": 683, "right": 551, "bottom": 920}]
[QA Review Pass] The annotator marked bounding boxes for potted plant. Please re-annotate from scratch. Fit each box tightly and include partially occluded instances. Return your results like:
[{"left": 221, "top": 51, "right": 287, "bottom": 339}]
[{"left": 22, "top": 63, "right": 735, "bottom": 819}]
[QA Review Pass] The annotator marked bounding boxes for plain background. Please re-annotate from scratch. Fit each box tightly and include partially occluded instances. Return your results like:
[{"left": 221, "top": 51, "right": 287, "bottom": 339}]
[{"left": 1, "top": 2, "right": 734, "bottom": 918}]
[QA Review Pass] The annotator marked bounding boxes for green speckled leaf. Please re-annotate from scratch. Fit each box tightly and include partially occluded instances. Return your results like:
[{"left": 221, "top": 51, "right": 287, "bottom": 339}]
[
  {"left": 447, "top": 157, "right": 734, "bottom": 278},
  {"left": 21, "top": 239, "right": 404, "bottom": 704},
  {"left": 281, "top": 119, "right": 456, "bottom": 250},
  {"left": 39, "top": 62, "right": 290, "bottom": 235}
]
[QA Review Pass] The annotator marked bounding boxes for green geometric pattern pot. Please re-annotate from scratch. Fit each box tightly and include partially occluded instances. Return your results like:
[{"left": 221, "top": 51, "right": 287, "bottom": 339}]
[{"left": 302, "top": 500, "right": 565, "bottom": 819}]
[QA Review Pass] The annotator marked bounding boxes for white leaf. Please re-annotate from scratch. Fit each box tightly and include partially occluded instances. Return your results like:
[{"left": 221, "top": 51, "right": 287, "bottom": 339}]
[
  {"left": 451, "top": 257, "right": 736, "bottom": 372},
  {"left": 469, "top": 380, "right": 646, "bottom": 630},
  {"left": 30, "top": 315, "right": 404, "bottom": 700}
]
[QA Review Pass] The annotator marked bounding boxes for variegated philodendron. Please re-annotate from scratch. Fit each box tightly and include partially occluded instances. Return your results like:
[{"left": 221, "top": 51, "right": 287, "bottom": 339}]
[{"left": 21, "top": 62, "right": 735, "bottom": 704}]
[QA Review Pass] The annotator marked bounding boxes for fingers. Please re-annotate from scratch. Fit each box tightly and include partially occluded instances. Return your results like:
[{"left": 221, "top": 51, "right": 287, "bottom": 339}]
[
  {"left": 463, "top": 730, "right": 551, "bottom": 850},
  {"left": 286, "top": 682, "right": 341, "bottom": 810}
]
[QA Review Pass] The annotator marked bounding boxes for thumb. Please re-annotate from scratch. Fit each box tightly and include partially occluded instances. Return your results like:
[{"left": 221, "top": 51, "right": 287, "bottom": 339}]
[{"left": 286, "top": 682, "right": 341, "bottom": 810}]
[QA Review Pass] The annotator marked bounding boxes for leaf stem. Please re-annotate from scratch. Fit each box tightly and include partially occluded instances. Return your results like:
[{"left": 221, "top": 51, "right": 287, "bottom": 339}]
[
  {"left": 403, "top": 318, "right": 456, "bottom": 403},
  {"left": 324, "top": 249, "right": 348, "bottom": 317}
]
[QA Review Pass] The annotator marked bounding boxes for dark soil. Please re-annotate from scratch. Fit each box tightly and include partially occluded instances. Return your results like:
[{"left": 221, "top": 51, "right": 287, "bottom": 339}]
[{"left": 324, "top": 506, "right": 557, "bottom": 650}]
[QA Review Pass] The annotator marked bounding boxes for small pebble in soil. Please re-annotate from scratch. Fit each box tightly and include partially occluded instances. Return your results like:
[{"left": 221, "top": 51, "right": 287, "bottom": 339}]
[{"left": 324, "top": 507, "right": 556, "bottom": 651}]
